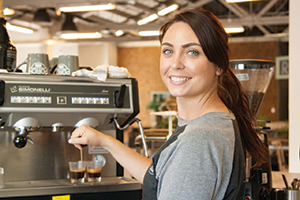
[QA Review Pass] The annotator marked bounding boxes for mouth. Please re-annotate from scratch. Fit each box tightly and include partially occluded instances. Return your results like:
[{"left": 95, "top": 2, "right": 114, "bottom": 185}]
[{"left": 170, "top": 76, "right": 192, "bottom": 83}]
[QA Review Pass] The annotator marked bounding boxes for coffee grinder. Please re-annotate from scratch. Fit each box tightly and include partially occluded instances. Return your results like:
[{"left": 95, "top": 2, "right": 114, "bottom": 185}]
[{"left": 230, "top": 59, "right": 275, "bottom": 200}]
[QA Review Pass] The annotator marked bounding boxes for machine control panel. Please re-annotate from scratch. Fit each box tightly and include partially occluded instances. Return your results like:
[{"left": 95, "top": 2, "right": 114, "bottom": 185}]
[
  {"left": 0, "top": 74, "right": 138, "bottom": 114},
  {"left": 11, "top": 96, "right": 52, "bottom": 104},
  {"left": 71, "top": 97, "right": 109, "bottom": 105},
  {"left": 0, "top": 74, "right": 139, "bottom": 128},
  {"left": 3, "top": 83, "right": 125, "bottom": 109},
  {"left": 10, "top": 96, "right": 110, "bottom": 105}
]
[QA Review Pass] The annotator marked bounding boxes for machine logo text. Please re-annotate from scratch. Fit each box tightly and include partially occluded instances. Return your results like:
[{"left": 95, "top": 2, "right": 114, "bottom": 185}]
[{"left": 10, "top": 85, "right": 51, "bottom": 93}]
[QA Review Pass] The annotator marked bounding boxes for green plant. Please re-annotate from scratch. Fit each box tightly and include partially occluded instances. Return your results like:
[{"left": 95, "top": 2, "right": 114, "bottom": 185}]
[{"left": 147, "top": 100, "right": 161, "bottom": 112}]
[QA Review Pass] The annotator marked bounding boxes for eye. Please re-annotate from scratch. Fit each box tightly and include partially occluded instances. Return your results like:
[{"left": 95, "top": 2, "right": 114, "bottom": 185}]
[
  {"left": 187, "top": 50, "right": 199, "bottom": 56},
  {"left": 162, "top": 49, "right": 173, "bottom": 55}
]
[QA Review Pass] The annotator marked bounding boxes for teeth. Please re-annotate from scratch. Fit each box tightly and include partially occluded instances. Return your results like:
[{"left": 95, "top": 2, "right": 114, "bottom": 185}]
[{"left": 171, "top": 77, "right": 190, "bottom": 82}]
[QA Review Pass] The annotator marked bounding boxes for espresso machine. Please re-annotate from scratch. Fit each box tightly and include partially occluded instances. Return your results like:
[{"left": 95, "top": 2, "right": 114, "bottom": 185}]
[
  {"left": 0, "top": 73, "right": 142, "bottom": 199},
  {"left": 230, "top": 59, "right": 275, "bottom": 200}
]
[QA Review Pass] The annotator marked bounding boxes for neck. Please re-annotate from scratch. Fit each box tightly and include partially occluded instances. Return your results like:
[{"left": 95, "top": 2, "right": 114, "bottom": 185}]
[{"left": 176, "top": 86, "right": 228, "bottom": 121}]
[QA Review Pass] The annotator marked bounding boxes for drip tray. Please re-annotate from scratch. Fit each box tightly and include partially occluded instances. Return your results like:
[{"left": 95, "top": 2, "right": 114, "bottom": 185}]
[
  {"left": 0, "top": 177, "right": 142, "bottom": 198},
  {"left": 5, "top": 179, "right": 71, "bottom": 188}
]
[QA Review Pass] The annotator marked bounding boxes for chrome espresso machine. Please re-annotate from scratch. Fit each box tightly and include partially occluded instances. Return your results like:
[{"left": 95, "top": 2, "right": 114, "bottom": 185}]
[
  {"left": 230, "top": 59, "right": 275, "bottom": 200},
  {"left": 0, "top": 73, "right": 142, "bottom": 199}
]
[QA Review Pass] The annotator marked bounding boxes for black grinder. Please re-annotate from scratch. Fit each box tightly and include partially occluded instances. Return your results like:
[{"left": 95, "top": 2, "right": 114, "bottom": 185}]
[{"left": 230, "top": 59, "right": 275, "bottom": 200}]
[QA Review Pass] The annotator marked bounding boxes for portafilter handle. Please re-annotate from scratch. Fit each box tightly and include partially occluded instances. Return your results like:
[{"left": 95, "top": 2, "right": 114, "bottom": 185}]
[
  {"left": 12, "top": 117, "right": 41, "bottom": 148},
  {"left": 13, "top": 127, "right": 34, "bottom": 148}
]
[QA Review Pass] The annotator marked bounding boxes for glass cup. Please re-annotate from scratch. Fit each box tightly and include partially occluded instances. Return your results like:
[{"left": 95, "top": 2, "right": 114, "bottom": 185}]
[
  {"left": 69, "top": 161, "right": 86, "bottom": 183},
  {"left": 0, "top": 167, "right": 4, "bottom": 189},
  {"left": 87, "top": 161, "right": 103, "bottom": 183}
]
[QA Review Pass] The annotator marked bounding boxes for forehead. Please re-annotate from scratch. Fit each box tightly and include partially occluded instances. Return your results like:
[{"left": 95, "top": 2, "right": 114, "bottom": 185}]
[{"left": 162, "top": 22, "right": 199, "bottom": 44}]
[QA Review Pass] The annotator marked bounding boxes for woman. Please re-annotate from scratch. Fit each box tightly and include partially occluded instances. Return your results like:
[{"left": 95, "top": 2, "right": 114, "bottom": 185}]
[{"left": 69, "top": 8, "right": 268, "bottom": 199}]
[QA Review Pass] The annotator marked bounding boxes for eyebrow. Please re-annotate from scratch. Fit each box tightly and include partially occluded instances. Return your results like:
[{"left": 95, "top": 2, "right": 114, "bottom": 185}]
[{"left": 161, "top": 42, "right": 201, "bottom": 48}]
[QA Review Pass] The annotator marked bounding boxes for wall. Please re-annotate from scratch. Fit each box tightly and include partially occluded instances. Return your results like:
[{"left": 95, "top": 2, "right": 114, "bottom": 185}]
[
  {"left": 117, "top": 41, "right": 280, "bottom": 127},
  {"left": 289, "top": 0, "right": 300, "bottom": 173},
  {"left": 117, "top": 42, "right": 166, "bottom": 128}
]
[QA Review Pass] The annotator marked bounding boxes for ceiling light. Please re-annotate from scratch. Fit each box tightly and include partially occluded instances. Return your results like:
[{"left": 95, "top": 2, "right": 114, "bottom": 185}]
[
  {"left": 33, "top": 8, "right": 52, "bottom": 26},
  {"left": 115, "top": 30, "right": 124, "bottom": 37},
  {"left": 58, "top": 3, "right": 116, "bottom": 13},
  {"left": 137, "top": 14, "right": 158, "bottom": 25},
  {"left": 45, "top": 39, "right": 57, "bottom": 46},
  {"left": 158, "top": 4, "right": 179, "bottom": 16},
  {"left": 3, "top": 8, "right": 15, "bottom": 15},
  {"left": 60, "top": 32, "right": 102, "bottom": 39},
  {"left": 225, "top": 27, "right": 245, "bottom": 33},
  {"left": 226, "top": 0, "right": 262, "bottom": 2},
  {"left": 62, "top": 14, "right": 77, "bottom": 31},
  {"left": 6, "top": 23, "right": 34, "bottom": 34},
  {"left": 102, "top": 28, "right": 110, "bottom": 35},
  {"left": 138, "top": 31, "right": 160, "bottom": 36}
]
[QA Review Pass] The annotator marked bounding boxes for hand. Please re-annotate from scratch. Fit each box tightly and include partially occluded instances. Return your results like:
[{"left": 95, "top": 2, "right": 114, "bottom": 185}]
[{"left": 68, "top": 124, "right": 105, "bottom": 149}]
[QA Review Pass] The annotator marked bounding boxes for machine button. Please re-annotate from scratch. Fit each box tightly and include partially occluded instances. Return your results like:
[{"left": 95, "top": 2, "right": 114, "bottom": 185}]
[
  {"left": 57, "top": 96, "right": 67, "bottom": 104},
  {"left": 28, "top": 96, "right": 35, "bottom": 103},
  {"left": 36, "top": 97, "right": 43, "bottom": 103},
  {"left": 102, "top": 98, "right": 109, "bottom": 104},
  {"left": 44, "top": 97, "right": 51, "bottom": 104},
  {"left": 20, "top": 96, "right": 28, "bottom": 103},
  {"left": 80, "top": 97, "right": 88, "bottom": 104},
  {"left": 95, "top": 98, "right": 101, "bottom": 104},
  {"left": 88, "top": 97, "right": 94, "bottom": 104},
  {"left": 11, "top": 96, "right": 20, "bottom": 103},
  {"left": 72, "top": 97, "right": 80, "bottom": 104}
]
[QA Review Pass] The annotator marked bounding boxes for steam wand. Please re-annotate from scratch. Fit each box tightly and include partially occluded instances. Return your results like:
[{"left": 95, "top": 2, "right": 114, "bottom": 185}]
[{"left": 113, "top": 116, "right": 149, "bottom": 158}]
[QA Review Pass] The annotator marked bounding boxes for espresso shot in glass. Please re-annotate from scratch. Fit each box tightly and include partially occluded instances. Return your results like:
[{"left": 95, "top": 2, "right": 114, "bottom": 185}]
[
  {"left": 69, "top": 161, "right": 86, "bottom": 183},
  {"left": 87, "top": 161, "right": 103, "bottom": 183}
]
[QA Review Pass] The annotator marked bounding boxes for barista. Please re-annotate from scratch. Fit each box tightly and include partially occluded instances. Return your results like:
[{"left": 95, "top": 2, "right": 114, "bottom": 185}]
[{"left": 69, "top": 8, "right": 269, "bottom": 199}]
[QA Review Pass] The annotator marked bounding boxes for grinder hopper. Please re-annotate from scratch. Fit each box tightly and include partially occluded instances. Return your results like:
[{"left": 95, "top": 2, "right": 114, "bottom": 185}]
[{"left": 229, "top": 59, "right": 275, "bottom": 117}]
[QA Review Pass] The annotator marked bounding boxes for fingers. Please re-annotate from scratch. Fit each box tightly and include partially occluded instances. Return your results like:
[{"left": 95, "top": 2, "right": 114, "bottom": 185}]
[
  {"left": 68, "top": 125, "right": 89, "bottom": 146},
  {"left": 70, "top": 126, "right": 85, "bottom": 139},
  {"left": 68, "top": 124, "right": 103, "bottom": 149},
  {"left": 74, "top": 144, "right": 84, "bottom": 150}
]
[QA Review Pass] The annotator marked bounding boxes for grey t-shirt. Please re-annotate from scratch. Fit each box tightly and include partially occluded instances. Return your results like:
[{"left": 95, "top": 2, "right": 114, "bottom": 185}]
[{"left": 143, "top": 112, "right": 245, "bottom": 200}]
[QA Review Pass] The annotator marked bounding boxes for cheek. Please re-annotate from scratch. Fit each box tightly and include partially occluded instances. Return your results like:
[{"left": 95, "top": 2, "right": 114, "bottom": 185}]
[{"left": 159, "top": 58, "right": 167, "bottom": 76}]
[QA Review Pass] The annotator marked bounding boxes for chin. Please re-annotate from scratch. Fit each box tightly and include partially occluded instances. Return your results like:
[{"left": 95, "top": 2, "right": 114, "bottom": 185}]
[{"left": 168, "top": 90, "right": 183, "bottom": 98}]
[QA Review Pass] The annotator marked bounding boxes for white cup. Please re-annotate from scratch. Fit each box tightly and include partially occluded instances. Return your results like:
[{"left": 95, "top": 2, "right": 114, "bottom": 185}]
[
  {"left": 15, "top": 53, "right": 50, "bottom": 74},
  {"left": 54, "top": 55, "right": 79, "bottom": 75}
]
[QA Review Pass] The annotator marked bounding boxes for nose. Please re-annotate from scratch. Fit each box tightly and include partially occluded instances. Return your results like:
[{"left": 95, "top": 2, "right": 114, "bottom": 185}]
[{"left": 170, "top": 54, "right": 184, "bottom": 70}]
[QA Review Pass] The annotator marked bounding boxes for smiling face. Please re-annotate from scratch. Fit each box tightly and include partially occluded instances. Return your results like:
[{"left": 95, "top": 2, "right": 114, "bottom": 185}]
[{"left": 160, "top": 22, "right": 221, "bottom": 100}]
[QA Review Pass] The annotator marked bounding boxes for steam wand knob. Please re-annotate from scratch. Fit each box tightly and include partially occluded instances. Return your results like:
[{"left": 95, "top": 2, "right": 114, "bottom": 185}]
[{"left": 114, "top": 84, "right": 126, "bottom": 108}]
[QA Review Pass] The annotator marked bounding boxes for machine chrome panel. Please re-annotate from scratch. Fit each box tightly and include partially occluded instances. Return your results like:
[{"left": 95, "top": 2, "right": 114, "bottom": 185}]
[{"left": 0, "top": 73, "right": 141, "bottom": 199}]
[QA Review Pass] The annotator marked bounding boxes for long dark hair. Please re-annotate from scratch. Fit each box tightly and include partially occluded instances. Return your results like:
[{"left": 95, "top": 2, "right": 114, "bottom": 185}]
[{"left": 159, "top": 8, "right": 269, "bottom": 165}]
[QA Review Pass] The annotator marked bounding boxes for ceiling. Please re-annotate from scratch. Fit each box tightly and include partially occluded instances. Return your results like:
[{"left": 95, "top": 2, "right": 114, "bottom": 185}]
[{"left": 2, "top": 0, "right": 289, "bottom": 43}]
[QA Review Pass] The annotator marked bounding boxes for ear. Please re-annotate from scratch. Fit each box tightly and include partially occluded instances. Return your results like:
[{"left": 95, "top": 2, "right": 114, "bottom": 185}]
[{"left": 216, "top": 67, "right": 223, "bottom": 76}]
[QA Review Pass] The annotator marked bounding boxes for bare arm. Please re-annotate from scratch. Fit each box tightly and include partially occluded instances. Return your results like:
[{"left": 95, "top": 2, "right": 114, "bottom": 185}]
[{"left": 68, "top": 124, "right": 151, "bottom": 183}]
